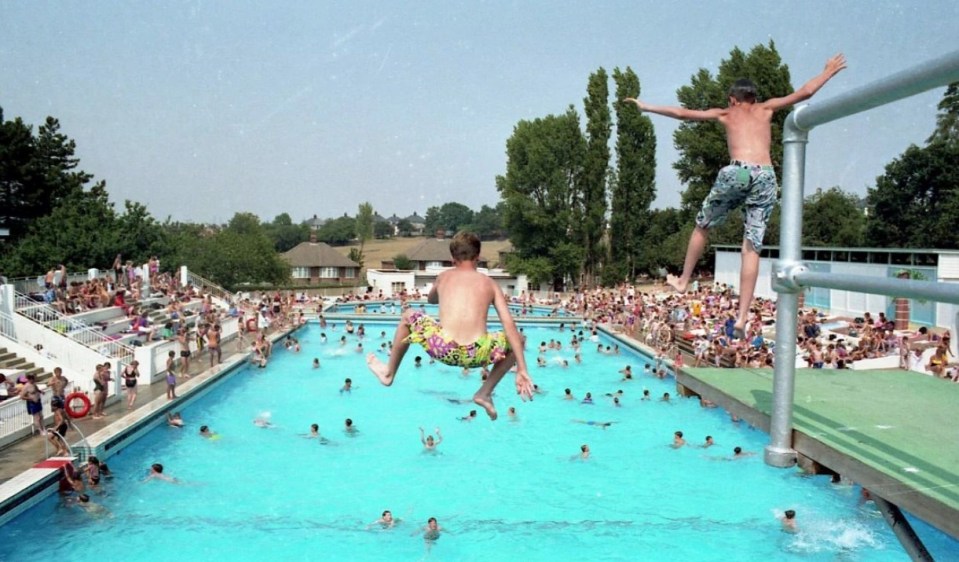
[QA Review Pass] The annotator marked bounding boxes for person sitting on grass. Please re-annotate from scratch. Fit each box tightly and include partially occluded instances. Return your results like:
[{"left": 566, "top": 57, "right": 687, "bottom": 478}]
[{"left": 367, "top": 231, "right": 533, "bottom": 420}]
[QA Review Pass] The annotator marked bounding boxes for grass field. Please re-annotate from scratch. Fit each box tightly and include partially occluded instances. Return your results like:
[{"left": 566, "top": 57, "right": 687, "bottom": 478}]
[{"left": 338, "top": 236, "right": 513, "bottom": 269}]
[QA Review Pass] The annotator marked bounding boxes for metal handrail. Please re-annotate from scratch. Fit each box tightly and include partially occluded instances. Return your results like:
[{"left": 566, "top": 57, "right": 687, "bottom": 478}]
[
  {"left": 12, "top": 292, "right": 135, "bottom": 362},
  {"left": 186, "top": 272, "right": 235, "bottom": 305}
]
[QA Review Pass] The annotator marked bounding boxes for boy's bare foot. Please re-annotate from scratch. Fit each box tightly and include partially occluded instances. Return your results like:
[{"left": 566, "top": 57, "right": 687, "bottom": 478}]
[
  {"left": 666, "top": 274, "right": 688, "bottom": 293},
  {"left": 473, "top": 392, "right": 497, "bottom": 420},
  {"left": 366, "top": 353, "right": 394, "bottom": 386}
]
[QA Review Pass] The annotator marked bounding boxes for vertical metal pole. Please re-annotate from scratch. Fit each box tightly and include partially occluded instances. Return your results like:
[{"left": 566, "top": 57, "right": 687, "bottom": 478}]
[{"left": 765, "top": 109, "right": 809, "bottom": 467}]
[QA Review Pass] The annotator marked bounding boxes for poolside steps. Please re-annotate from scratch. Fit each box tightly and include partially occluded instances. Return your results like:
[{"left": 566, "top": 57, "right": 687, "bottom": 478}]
[{"left": 0, "top": 348, "right": 51, "bottom": 382}]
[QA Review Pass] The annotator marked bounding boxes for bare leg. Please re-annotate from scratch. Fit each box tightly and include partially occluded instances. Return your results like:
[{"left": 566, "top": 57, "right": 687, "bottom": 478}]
[
  {"left": 473, "top": 352, "right": 517, "bottom": 420},
  {"left": 667, "top": 226, "right": 709, "bottom": 293},
  {"left": 367, "top": 313, "right": 414, "bottom": 386},
  {"left": 735, "top": 239, "right": 760, "bottom": 334}
]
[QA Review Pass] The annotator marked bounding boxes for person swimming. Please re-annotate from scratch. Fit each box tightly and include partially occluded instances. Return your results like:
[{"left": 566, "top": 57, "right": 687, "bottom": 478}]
[{"left": 571, "top": 419, "right": 616, "bottom": 429}]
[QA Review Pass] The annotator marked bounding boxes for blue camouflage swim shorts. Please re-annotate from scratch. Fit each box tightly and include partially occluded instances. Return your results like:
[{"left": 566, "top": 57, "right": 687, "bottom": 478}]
[{"left": 695, "top": 161, "right": 778, "bottom": 251}]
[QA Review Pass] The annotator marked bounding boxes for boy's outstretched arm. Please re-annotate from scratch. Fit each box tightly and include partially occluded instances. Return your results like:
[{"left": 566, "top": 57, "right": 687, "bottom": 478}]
[
  {"left": 623, "top": 98, "right": 725, "bottom": 121},
  {"left": 491, "top": 283, "right": 534, "bottom": 400},
  {"left": 763, "top": 53, "right": 847, "bottom": 111}
]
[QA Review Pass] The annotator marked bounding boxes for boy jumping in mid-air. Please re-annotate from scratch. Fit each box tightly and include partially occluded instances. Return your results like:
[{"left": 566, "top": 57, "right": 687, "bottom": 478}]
[
  {"left": 367, "top": 231, "right": 533, "bottom": 419},
  {"left": 625, "top": 53, "right": 846, "bottom": 338}
]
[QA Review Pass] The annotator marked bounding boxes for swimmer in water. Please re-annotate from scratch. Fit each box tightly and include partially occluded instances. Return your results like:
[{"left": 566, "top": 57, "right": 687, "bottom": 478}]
[
  {"left": 564, "top": 388, "right": 574, "bottom": 401},
  {"left": 199, "top": 425, "right": 218, "bottom": 439},
  {"left": 143, "top": 463, "right": 176, "bottom": 483},
  {"left": 458, "top": 410, "right": 477, "bottom": 422},
  {"left": 340, "top": 378, "right": 352, "bottom": 394},
  {"left": 312, "top": 358, "right": 320, "bottom": 369},
  {"left": 507, "top": 406, "right": 518, "bottom": 421},
  {"left": 672, "top": 430, "right": 686, "bottom": 448},
  {"left": 253, "top": 413, "right": 273, "bottom": 428},
  {"left": 344, "top": 418, "right": 359, "bottom": 435},
  {"left": 369, "top": 509, "right": 397, "bottom": 529},
  {"left": 419, "top": 426, "right": 442, "bottom": 451},
  {"left": 661, "top": 392, "right": 671, "bottom": 402},
  {"left": 780, "top": 509, "right": 797, "bottom": 533},
  {"left": 571, "top": 419, "right": 617, "bottom": 429},
  {"left": 578, "top": 444, "right": 590, "bottom": 460},
  {"left": 581, "top": 392, "right": 593, "bottom": 404},
  {"left": 702, "top": 435, "right": 715, "bottom": 448},
  {"left": 167, "top": 412, "right": 184, "bottom": 428},
  {"left": 416, "top": 517, "right": 442, "bottom": 550},
  {"left": 732, "top": 446, "right": 755, "bottom": 459}
]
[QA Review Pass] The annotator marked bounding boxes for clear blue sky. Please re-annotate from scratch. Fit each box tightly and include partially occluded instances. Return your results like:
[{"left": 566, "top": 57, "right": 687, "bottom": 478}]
[{"left": 2, "top": 1, "right": 957, "bottom": 224}]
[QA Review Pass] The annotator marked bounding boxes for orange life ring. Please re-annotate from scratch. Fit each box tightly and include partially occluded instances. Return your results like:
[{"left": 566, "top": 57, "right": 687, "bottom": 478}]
[
  {"left": 246, "top": 318, "right": 257, "bottom": 332},
  {"left": 65, "top": 392, "right": 92, "bottom": 419}
]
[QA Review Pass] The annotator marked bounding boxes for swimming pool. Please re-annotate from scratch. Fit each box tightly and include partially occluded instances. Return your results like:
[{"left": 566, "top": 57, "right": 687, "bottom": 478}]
[
  {"left": 324, "top": 300, "right": 575, "bottom": 318},
  {"left": 3, "top": 322, "right": 957, "bottom": 561}
]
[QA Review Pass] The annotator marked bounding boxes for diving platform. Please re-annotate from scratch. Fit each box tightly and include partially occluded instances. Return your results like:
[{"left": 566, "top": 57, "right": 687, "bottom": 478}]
[{"left": 675, "top": 367, "right": 959, "bottom": 542}]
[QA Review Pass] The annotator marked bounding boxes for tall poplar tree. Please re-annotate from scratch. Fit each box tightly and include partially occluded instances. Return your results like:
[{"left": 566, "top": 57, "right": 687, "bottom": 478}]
[
  {"left": 579, "top": 68, "right": 611, "bottom": 287},
  {"left": 610, "top": 67, "right": 657, "bottom": 279}
]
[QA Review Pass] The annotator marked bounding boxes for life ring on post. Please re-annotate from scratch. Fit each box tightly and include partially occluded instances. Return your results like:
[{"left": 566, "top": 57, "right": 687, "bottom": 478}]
[
  {"left": 65, "top": 392, "right": 92, "bottom": 419},
  {"left": 245, "top": 317, "right": 257, "bottom": 333}
]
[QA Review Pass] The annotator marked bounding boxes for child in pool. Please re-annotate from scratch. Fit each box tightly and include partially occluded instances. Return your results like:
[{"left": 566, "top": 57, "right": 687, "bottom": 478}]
[{"left": 367, "top": 231, "right": 533, "bottom": 420}]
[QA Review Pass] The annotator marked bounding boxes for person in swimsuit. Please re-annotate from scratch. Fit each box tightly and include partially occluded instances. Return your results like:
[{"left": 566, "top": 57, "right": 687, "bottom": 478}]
[
  {"left": 367, "top": 231, "right": 533, "bottom": 420},
  {"left": 625, "top": 53, "right": 846, "bottom": 339},
  {"left": 177, "top": 328, "right": 191, "bottom": 377},
  {"left": 19, "top": 373, "right": 44, "bottom": 434},
  {"left": 91, "top": 363, "right": 111, "bottom": 419},
  {"left": 571, "top": 420, "right": 616, "bottom": 429},
  {"left": 416, "top": 517, "right": 442, "bottom": 551},
  {"left": 48, "top": 367, "right": 69, "bottom": 426},
  {"left": 207, "top": 323, "right": 222, "bottom": 367},
  {"left": 419, "top": 426, "right": 442, "bottom": 452},
  {"left": 369, "top": 510, "right": 397, "bottom": 529},
  {"left": 122, "top": 361, "right": 139, "bottom": 409}
]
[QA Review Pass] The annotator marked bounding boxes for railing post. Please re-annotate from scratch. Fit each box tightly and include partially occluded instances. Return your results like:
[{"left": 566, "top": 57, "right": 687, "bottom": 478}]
[{"left": 766, "top": 109, "right": 809, "bottom": 468}]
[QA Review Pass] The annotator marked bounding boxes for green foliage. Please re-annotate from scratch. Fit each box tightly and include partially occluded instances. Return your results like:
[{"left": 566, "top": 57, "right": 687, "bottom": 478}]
[
  {"left": 802, "top": 187, "right": 865, "bottom": 246},
  {"left": 0, "top": 109, "right": 92, "bottom": 248},
  {"left": 396, "top": 219, "right": 414, "bottom": 237},
  {"left": 611, "top": 67, "right": 657, "bottom": 279},
  {"left": 348, "top": 247, "right": 365, "bottom": 271},
  {"left": 169, "top": 213, "right": 289, "bottom": 290},
  {"left": 424, "top": 202, "right": 475, "bottom": 235},
  {"left": 263, "top": 213, "right": 309, "bottom": 252},
  {"left": 392, "top": 254, "right": 413, "bottom": 270},
  {"left": 373, "top": 220, "right": 394, "bottom": 239},
  {"left": 579, "top": 67, "right": 611, "bottom": 285},
  {"left": 355, "top": 202, "right": 374, "bottom": 244},
  {"left": 673, "top": 42, "right": 793, "bottom": 214},
  {"left": 865, "top": 141, "right": 959, "bottom": 249},
  {"left": 468, "top": 203, "right": 505, "bottom": 239},
  {"left": 504, "top": 254, "right": 554, "bottom": 288},
  {"left": 496, "top": 107, "right": 585, "bottom": 287},
  {"left": 316, "top": 215, "right": 356, "bottom": 245},
  {"left": 927, "top": 82, "right": 959, "bottom": 146}
]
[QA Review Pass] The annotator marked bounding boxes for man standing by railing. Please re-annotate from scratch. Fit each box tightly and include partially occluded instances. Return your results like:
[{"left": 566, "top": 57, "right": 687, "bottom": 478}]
[{"left": 19, "top": 373, "right": 44, "bottom": 435}]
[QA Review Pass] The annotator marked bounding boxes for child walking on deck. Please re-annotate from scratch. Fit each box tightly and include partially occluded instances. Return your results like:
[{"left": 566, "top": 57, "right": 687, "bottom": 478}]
[{"left": 367, "top": 231, "right": 533, "bottom": 419}]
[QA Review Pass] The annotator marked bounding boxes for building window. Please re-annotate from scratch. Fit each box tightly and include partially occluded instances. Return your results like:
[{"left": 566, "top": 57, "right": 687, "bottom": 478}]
[
  {"left": 292, "top": 267, "right": 310, "bottom": 279},
  {"left": 320, "top": 267, "right": 338, "bottom": 278},
  {"left": 426, "top": 261, "right": 444, "bottom": 268},
  {"left": 344, "top": 268, "right": 356, "bottom": 279},
  {"left": 391, "top": 281, "right": 406, "bottom": 294}
]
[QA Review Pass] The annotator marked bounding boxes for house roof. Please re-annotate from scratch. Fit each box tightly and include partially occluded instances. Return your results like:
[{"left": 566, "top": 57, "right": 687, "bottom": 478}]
[
  {"left": 406, "top": 237, "right": 488, "bottom": 263},
  {"left": 404, "top": 213, "right": 425, "bottom": 225},
  {"left": 281, "top": 242, "right": 360, "bottom": 268}
]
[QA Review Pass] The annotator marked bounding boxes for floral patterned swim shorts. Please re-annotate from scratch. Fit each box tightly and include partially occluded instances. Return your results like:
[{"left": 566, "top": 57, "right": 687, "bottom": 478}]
[{"left": 405, "top": 309, "right": 509, "bottom": 368}]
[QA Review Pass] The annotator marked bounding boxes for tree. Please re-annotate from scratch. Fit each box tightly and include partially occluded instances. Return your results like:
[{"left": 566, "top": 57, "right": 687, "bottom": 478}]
[
  {"left": 927, "top": 82, "right": 959, "bottom": 146},
  {"left": 578, "top": 68, "right": 611, "bottom": 287},
  {"left": 264, "top": 213, "right": 308, "bottom": 252},
  {"left": 865, "top": 141, "right": 959, "bottom": 249},
  {"left": 392, "top": 254, "right": 413, "bottom": 270},
  {"left": 673, "top": 42, "right": 794, "bottom": 215},
  {"left": 496, "top": 107, "right": 586, "bottom": 288},
  {"left": 424, "top": 202, "right": 475, "bottom": 235},
  {"left": 354, "top": 202, "right": 374, "bottom": 284},
  {"left": 170, "top": 213, "right": 289, "bottom": 289},
  {"left": 0, "top": 110, "right": 91, "bottom": 247},
  {"left": 396, "top": 219, "right": 414, "bottom": 237},
  {"left": 316, "top": 214, "right": 355, "bottom": 245},
  {"left": 802, "top": 187, "right": 865, "bottom": 246},
  {"left": 470, "top": 203, "right": 505, "bottom": 239},
  {"left": 611, "top": 67, "right": 657, "bottom": 279},
  {"left": 373, "top": 220, "right": 394, "bottom": 239}
]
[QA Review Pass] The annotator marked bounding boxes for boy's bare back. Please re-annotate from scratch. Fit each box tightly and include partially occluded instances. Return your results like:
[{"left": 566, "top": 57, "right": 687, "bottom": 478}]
[
  {"left": 719, "top": 104, "right": 775, "bottom": 165},
  {"left": 433, "top": 266, "right": 497, "bottom": 345}
]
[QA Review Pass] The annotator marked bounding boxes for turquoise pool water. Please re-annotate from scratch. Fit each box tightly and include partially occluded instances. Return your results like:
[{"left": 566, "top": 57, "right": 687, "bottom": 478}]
[
  {"left": 325, "top": 301, "right": 574, "bottom": 318},
  {"left": 3, "top": 322, "right": 957, "bottom": 561}
]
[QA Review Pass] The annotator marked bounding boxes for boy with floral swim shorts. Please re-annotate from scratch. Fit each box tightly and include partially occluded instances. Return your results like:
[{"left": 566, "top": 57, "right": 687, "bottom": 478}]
[
  {"left": 367, "top": 231, "right": 533, "bottom": 420},
  {"left": 625, "top": 53, "right": 846, "bottom": 339}
]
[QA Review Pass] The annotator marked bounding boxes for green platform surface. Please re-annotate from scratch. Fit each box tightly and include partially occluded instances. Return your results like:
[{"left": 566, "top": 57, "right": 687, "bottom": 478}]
[{"left": 684, "top": 367, "right": 959, "bottom": 515}]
